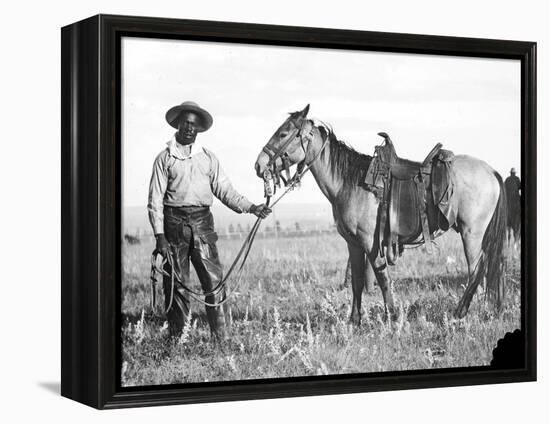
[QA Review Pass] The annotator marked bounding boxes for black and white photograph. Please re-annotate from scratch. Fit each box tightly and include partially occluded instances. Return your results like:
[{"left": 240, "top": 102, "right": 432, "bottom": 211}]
[
  {"left": 120, "top": 36, "right": 522, "bottom": 386},
  {"left": 2, "top": 0, "right": 547, "bottom": 420}
]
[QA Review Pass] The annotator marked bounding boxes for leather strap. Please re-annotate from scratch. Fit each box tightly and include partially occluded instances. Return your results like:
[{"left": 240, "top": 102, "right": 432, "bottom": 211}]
[
  {"left": 416, "top": 171, "right": 433, "bottom": 253},
  {"left": 390, "top": 177, "right": 400, "bottom": 258}
]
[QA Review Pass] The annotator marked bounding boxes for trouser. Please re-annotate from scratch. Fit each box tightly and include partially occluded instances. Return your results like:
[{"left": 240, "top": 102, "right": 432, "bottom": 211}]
[{"left": 162, "top": 205, "right": 226, "bottom": 338}]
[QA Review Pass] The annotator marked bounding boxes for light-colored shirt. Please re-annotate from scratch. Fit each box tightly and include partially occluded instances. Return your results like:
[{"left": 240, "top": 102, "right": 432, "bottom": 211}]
[{"left": 148, "top": 136, "right": 254, "bottom": 234}]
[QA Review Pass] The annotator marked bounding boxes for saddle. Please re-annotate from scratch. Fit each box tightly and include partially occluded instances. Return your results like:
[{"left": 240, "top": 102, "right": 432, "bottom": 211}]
[{"left": 364, "top": 132, "right": 456, "bottom": 265}]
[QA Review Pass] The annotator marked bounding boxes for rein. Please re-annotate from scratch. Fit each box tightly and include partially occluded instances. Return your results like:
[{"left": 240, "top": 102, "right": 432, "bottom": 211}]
[
  {"left": 149, "top": 120, "right": 328, "bottom": 314},
  {"left": 150, "top": 207, "right": 266, "bottom": 312}
]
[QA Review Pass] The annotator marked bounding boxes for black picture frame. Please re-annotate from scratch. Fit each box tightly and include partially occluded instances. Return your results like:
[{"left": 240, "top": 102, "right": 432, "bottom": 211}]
[{"left": 61, "top": 14, "right": 537, "bottom": 409}]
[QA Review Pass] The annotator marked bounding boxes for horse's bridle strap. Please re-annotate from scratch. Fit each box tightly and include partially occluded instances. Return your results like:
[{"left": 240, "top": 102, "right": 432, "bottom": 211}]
[
  {"left": 262, "top": 143, "right": 278, "bottom": 159},
  {"left": 264, "top": 119, "right": 306, "bottom": 167}
]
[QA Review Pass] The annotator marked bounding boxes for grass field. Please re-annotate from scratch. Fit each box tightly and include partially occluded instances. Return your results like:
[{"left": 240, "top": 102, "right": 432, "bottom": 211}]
[{"left": 121, "top": 229, "right": 520, "bottom": 387}]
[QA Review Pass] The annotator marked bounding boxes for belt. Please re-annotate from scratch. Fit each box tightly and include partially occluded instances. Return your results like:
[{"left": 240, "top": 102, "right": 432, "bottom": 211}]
[{"left": 164, "top": 205, "right": 211, "bottom": 219}]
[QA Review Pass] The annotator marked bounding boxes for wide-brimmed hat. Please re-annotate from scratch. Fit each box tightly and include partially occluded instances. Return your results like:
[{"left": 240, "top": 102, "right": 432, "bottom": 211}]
[{"left": 165, "top": 101, "right": 213, "bottom": 132}]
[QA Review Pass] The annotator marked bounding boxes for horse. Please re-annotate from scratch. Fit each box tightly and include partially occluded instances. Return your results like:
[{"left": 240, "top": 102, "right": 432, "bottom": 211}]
[{"left": 254, "top": 105, "right": 507, "bottom": 323}]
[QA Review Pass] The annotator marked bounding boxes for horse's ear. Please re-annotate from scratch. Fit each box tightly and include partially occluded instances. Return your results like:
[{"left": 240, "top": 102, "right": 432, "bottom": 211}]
[{"left": 301, "top": 104, "right": 310, "bottom": 117}]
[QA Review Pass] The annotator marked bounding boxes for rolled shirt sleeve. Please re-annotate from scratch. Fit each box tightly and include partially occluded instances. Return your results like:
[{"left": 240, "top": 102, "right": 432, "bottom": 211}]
[
  {"left": 147, "top": 152, "right": 168, "bottom": 234},
  {"left": 207, "top": 150, "right": 254, "bottom": 213}
]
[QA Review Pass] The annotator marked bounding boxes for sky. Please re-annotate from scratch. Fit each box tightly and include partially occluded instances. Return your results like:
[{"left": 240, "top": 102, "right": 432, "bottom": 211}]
[{"left": 122, "top": 36, "right": 520, "bottom": 208}]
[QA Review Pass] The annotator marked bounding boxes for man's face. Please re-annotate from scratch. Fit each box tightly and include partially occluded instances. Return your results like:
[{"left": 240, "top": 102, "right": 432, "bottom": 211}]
[{"left": 177, "top": 112, "right": 201, "bottom": 144}]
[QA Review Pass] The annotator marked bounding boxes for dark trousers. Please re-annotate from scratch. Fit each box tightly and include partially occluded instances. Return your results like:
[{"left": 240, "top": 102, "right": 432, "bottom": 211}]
[{"left": 163, "top": 206, "right": 225, "bottom": 337}]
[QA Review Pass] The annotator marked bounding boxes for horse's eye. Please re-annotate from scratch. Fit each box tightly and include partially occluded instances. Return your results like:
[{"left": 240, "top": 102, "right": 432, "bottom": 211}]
[{"left": 280, "top": 133, "right": 288, "bottom": 139}]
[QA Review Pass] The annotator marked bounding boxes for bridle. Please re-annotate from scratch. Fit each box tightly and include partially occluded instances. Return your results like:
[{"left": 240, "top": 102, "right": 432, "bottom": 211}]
[{"left": 261, "top": 118, "right": 328, "bottom": 196}]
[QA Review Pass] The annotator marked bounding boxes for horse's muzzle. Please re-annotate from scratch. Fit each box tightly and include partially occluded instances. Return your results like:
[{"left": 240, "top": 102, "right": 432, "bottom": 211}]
[{"left": 254, "top": 152, "right": 270, "bottom": 178}]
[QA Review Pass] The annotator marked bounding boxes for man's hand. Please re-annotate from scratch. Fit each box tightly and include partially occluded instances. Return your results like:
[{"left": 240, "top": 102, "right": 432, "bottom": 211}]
[
  {"left": 154, "top": 233, "right": 170, "bottom": 257},
  {"left": 250, "top": 203, "right": 272, "bottom": 219}
]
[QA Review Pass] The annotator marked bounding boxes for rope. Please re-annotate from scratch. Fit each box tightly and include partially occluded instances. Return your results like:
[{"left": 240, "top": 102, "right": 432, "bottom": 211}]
[{"left": 150, "top": 198, "right": 270, "bottom": 312}]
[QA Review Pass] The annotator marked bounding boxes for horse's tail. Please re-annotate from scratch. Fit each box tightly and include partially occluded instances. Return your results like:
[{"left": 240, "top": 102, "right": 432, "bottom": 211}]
[
  {"left": 483, "top": 172, "right": 507, "bottom": 310},
  {"left": 456, "top": 171, "right": 507, "bottom": 317}
]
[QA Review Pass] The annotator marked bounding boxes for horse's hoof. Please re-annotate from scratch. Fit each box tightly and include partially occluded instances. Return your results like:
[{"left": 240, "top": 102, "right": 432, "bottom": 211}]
[
  {"left": 350, "top": 313, "right": 362, "bottom": 326},
  {"left": 454, "top": 306, "right": 467, "bottom": 319},
  {"left": 385, "top": 305, "right": 400, "bottom": 322}
]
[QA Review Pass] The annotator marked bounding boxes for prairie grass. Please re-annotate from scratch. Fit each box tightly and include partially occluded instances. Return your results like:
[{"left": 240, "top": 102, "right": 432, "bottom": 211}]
[{"left": 121, "top": 230, "right": 520, "bottom": 386}]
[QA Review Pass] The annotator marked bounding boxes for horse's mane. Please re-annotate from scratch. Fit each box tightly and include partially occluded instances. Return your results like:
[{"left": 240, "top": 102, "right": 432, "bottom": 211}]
[{"left": 317, "top": 124, "right": 372, "bottom": 188}]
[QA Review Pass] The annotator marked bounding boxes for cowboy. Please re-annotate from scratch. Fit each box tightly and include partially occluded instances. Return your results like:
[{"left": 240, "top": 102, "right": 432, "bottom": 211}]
[
  {"left": 505, "top": 167, "right": 521, "bottom": 195},
  {"left": 148, "top": 101, "right": 271, "bottom": 339},
  {"left": 504, "top": 167, "right": 521, "bottom": 238}
]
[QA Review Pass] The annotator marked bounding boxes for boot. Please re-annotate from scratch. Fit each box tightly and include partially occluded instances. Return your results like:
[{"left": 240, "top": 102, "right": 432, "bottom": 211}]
[{"left": 206, "top": 305, "right": 227, "bottom": 341}]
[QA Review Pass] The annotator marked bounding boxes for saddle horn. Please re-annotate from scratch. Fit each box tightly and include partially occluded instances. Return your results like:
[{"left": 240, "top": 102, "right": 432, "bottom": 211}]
[{"left": 377, "top": 132, "right": 394, "bottom": 147}]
